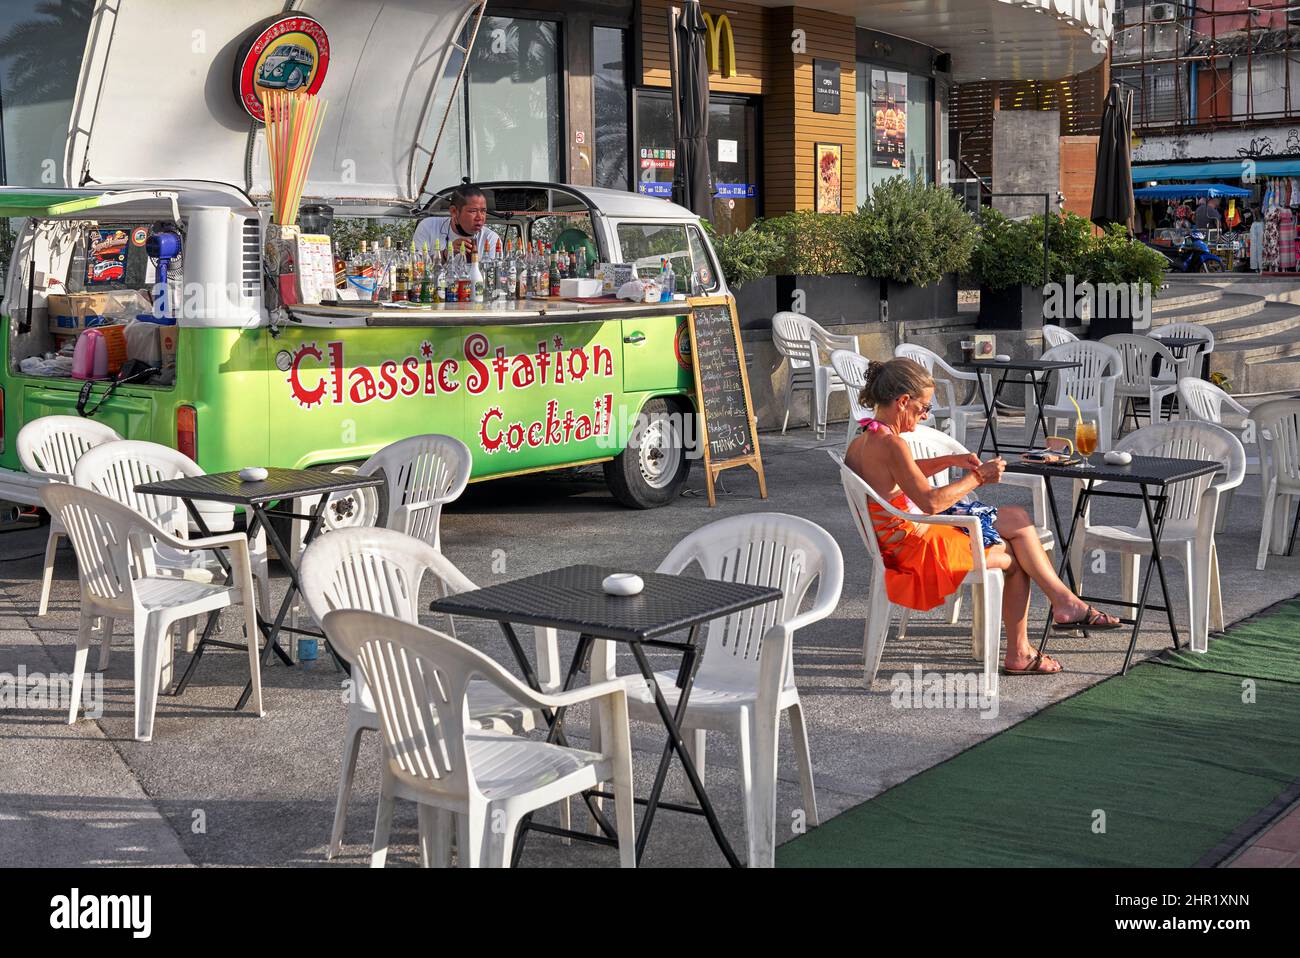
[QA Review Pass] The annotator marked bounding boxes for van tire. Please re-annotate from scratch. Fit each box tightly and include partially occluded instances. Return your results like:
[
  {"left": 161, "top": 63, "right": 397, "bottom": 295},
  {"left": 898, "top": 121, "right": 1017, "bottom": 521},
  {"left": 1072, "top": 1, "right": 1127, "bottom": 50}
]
[
  {"left": 265, "top": 461, "right": 383, "bottom": 562},
  {"left": 604, "top": 398, "right": 690, "bottom": 508}
]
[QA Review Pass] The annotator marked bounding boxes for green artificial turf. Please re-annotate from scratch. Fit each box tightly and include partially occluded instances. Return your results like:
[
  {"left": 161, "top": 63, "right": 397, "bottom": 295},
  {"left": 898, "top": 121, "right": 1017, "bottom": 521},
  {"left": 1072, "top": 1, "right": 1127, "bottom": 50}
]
[{"left": 777, "top": 600, "right": 1300, "bottom": 867}]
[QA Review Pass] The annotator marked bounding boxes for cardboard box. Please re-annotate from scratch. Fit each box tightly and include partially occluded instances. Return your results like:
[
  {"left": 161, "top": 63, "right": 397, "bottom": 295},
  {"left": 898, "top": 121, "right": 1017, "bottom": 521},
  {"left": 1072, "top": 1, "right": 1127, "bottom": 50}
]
[
  {"left": 47, "top": 290, "right": 150, "bottom": 336},
  {"left": 559, "top": 277, "right": 603, "bottom": 298}
]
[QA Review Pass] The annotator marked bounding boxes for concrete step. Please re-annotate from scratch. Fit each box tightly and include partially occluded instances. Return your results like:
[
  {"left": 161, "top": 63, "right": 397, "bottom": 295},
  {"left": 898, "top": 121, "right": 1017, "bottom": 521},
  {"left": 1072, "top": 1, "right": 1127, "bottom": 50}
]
[
  {"left": 1152, "top": 283, "right": 1223, "bottom": 313},
  {"left": 1152, "top": 291, "right": 1266, "bottom": 327},
  {"left": 1242, "top": 355, "right": 1300, "bottom": 395},
  {"left": 1187, "top": 301, "right": 1300, "bottom": 343},
  {"left": 1212, "top": 330, "right": 1300, "bottom": 393}
]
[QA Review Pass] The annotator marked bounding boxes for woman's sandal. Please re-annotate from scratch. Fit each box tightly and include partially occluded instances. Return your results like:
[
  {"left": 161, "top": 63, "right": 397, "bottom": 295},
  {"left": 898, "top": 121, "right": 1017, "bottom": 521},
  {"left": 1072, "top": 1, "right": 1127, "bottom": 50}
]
[
  {"left": 1002, "top": 652, "right": 1064, "bottom": 676},
  {"left": 1052, "top": 605, "right": 1123, "bottom": 631}
]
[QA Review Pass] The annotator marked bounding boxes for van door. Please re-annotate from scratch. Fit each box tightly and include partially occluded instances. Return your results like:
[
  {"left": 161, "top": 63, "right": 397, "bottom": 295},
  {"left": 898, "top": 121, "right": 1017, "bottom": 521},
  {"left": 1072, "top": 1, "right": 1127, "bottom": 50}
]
[{"left": 21, "top": 381, "right": 158, "bottom": 443}]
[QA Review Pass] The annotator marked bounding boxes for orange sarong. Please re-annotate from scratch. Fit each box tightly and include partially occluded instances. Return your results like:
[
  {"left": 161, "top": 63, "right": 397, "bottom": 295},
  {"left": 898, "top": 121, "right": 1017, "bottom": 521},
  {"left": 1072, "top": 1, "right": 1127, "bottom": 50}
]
[{"left": 869, "top": 493, "right": 977, "bottom": 612}]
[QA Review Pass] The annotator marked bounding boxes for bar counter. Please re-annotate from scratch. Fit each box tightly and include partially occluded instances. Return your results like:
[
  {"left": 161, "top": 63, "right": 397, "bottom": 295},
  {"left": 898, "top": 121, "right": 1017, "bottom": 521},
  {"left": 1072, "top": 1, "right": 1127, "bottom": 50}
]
[{"left": 287, "top": 297, "right": 688, "bottom": 328}]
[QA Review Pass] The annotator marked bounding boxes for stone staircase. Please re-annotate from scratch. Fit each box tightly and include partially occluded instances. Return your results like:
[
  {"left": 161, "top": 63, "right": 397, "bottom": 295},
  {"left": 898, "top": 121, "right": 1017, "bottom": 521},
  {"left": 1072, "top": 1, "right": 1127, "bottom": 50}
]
[{"left": 1152, "top": 275, "right": 1300, "bottom": 395}]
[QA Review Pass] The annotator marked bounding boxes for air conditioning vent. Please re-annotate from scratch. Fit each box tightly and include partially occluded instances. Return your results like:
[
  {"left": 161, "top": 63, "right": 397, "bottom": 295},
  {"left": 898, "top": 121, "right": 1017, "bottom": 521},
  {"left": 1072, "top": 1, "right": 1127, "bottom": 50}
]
[
  {"left": 241, "top": 219, "right": 261, "bottom": 300},
  {"left": 1150, "top": 3, "right": 1176, "bottom": 23}
]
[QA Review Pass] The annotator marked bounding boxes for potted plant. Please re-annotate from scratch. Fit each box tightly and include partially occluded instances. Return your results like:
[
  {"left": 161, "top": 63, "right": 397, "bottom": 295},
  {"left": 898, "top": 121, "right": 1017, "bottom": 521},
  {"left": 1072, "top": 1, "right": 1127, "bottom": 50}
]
[
  {"left": 708, "top": 221, "right": 782, "bottom": 329},
  {"left": 850, "top": 177, "right": 976, "bottom": 322},
  {"left": 1080, "top": 224, "right": 1168, "bottom": 339},
  {"left": 970, "top": 208, "right": 1045, "bottom": 329},
  {"left": 757, "top": 210, "right": 878, "bottom": 328}
]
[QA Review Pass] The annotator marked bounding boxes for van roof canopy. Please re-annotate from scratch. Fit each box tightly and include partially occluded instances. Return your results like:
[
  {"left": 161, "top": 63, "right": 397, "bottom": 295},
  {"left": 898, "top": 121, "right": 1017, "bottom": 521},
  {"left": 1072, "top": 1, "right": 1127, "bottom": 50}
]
[{"left": 66, "top": 1, "right": 483, "bottom": 208}]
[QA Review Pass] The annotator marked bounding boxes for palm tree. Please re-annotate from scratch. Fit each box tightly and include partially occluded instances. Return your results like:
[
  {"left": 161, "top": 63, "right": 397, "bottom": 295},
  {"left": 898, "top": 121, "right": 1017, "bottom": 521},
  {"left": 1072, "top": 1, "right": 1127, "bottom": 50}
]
[{"left": 0, "top": 0, "right": 94, "bottom": 105}]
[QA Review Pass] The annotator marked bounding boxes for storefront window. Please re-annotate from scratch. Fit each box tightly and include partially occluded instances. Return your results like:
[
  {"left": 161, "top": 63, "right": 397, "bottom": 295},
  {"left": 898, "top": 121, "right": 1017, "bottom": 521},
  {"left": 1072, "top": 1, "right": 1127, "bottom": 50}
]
[
  {"left": 857, "top": 62, "right": 934, "bottom": 204},
  {"left": 634, "top": 88, "right": 759, "bottom": 233},
  {"left": 593, "top": 26, "right": 629, "bottom": 192},
  {"left": 467, "top": 17, "right": 562, "bottom": 182}
]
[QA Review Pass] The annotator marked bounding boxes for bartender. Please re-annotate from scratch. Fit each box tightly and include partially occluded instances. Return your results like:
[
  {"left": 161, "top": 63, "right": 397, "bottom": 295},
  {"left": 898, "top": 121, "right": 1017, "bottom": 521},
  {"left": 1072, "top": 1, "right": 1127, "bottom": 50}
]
[{"left": 413, "top": 184, "right": 503, "bottom": 259}]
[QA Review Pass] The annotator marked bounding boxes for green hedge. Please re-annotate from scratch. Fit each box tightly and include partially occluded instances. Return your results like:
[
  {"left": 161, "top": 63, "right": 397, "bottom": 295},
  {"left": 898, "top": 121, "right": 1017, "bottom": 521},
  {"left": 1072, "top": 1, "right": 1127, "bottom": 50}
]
[{"left": 714, "top": 189, "right": 1166, "bottom": 299}]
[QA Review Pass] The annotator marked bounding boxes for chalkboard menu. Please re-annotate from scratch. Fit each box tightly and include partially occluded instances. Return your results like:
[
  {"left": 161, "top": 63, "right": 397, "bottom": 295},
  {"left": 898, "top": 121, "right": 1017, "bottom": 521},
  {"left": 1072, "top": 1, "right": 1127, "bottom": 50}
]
[
  {"left": 814, "top": 59, "right": 841, "bottom": 114},
  {"left": 686, "top": 296, "right": 767, "bottom": 506}
]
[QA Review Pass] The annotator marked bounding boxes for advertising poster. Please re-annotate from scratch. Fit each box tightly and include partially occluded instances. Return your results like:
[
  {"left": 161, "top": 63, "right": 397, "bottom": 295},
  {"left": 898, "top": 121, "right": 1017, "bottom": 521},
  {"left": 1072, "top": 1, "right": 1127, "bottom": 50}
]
[
  {"left": 815, "top": 143, "right": 842, "bottom": 214},
  {"left": 84, "top": 228, "right": 129, "bottom": 286},
  {"left": 871, "top": 69, "right": 908, "bottom": 169}
]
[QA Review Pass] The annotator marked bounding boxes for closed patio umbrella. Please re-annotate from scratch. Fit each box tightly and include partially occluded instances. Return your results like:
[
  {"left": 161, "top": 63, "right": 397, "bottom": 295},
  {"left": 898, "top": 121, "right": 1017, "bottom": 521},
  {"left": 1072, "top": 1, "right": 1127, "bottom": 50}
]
[
  {"left": 1092, "top": 83, "right": 1136, "bottom": 232},
  {"left": 671, "top": 1, "right": 712, "bottom": 218}
]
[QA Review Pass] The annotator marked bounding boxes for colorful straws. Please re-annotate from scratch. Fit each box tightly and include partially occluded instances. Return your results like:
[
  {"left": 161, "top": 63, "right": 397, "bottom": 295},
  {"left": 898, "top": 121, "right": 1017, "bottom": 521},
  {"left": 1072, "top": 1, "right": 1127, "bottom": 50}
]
[{"left": 260, "top": 90, "right": 329, "bottom": 227}]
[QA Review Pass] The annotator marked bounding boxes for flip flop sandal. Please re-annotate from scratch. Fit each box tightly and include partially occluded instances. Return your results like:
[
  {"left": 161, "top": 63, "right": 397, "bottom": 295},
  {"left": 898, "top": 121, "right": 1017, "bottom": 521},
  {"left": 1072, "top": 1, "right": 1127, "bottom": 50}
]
[
  {"left": 1001, "top": 652, "right": 1064, "bottom": 676},
  {"left": 1052, "top": 605, "right": 1123, "bottom": 632}
]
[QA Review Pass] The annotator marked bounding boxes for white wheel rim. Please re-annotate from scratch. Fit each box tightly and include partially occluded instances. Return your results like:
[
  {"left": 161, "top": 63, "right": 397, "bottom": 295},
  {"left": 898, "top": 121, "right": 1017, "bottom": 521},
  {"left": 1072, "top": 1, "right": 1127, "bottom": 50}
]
[{"left": 638, "top": 415, "right": 680, "bottom": 490}]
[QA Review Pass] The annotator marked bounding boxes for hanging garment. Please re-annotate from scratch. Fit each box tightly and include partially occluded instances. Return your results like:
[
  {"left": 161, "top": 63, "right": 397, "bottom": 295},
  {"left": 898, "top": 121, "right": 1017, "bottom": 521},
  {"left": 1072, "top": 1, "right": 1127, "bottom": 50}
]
[
  {"left": 1291, "top": 177, "right": 1300, "bottom": 207},
  {"left": 1251, "top": 219, "right": 1264, "bottom": 271},
  {"left": 1263, "top": 209, "right": 1281, "bottom": 271},
  {"left": 1225, "top": 199, "right": 1241, "bottom": 228},
  {"left": 1274, "top": 207, "right": 1294, "bottom": 269}
]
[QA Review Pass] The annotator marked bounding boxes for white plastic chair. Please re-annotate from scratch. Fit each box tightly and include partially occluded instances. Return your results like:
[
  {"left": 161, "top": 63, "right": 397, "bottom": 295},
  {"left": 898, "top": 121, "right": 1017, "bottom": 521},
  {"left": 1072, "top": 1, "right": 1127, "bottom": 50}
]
[
  {"left": 1069, "top": 421, "right": 1243, "bottom": 652},
  {"left": 830, "top": 349, "right": 871, "bottom": 450},
  {"left": 772, "top": 312, "right": 851, "bottom": 439},
  {"left": 1042, "top": 324, "right": 1079, "bottom": 349},
  {"left": 1033, "top": 340, "right": 1123, "bottom": 454},
  {"left": 1251, "top": 399, "right": 1300, "bottom": 571},
  {"left": 1153, "top": 321, "right": 1215, "bottom": 382},
  {"left": 321, "top": 609, "right": 636, "bottom": 868},
  {"left": 1179, "top": 378, "right": 1254, "bottom": 532},
  {"left": 16, "top": 416, "right": 121, "bottom": 616},
  {"left": 832, "top": 450, "right": 1004, "bottom": 698},
  {"left": 1101, "top": 334, "right": 1179, "bottom": 435},
  {"left": 356, "top": 434, "right": 472, "bottom": 550},
  {"left": 590, "top": 512, "right": 843, "bottom": 867},
  {"left": 899, "top": 425, "right": 1054, "bottom": 630},
  {"left": 73, "top": 441, "right": 271, "bottom": 620},
  {"left": 893, "top": 342, "right": 989, "bottom": 447},
  {"left": 299, "top": 527, "right": 560, "bottom": 859},
  {"left": 40, "top": 484, "right": 262, "bottom": 741}
]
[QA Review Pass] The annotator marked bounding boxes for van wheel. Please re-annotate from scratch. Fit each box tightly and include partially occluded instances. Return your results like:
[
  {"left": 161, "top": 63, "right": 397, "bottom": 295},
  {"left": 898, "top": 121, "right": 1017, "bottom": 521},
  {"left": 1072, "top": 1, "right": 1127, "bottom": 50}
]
[
  {"left": 266, "top": 462, "right": 383, "bottom": 562},
  {"left": 604, "top": 398, "right": 690, "bottom": 508}
]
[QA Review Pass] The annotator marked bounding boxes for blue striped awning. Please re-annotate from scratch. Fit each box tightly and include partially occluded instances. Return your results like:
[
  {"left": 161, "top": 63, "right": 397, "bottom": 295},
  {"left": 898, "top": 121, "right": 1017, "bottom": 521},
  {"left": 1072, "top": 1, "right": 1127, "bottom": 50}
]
[{"left": 1132, "top": 158, "right": 1300, "bottom": 181}]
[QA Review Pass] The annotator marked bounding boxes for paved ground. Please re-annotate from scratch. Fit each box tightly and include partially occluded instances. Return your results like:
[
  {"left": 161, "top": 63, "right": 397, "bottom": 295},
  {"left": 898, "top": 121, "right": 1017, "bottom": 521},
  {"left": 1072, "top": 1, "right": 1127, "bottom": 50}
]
[
  {"left": 1226, "top": 801, "right": 1300, "bottom": 868},
  {"left": 1, "top": 422, "right": 1297, "bottom": 868}
]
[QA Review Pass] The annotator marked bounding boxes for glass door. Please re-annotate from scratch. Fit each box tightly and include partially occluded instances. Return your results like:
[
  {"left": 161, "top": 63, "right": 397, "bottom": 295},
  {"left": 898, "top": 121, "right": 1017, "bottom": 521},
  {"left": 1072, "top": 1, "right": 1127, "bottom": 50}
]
[{"left": 632, "top": 89, "right": 760, "bottom": 234}]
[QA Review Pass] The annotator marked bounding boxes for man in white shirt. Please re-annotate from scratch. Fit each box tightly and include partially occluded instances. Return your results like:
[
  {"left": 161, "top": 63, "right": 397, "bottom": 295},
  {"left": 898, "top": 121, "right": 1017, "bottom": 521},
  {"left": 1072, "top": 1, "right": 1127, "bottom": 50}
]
[{"left": 412, "top": 185, "right": 503, "bottom": 259}]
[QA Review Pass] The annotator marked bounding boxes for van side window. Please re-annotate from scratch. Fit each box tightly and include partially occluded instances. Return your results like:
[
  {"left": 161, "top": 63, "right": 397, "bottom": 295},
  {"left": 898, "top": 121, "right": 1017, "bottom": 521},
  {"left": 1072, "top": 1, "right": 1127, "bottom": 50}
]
[{"left": 615, "top": 223, "right": 719, "bottom": 294}]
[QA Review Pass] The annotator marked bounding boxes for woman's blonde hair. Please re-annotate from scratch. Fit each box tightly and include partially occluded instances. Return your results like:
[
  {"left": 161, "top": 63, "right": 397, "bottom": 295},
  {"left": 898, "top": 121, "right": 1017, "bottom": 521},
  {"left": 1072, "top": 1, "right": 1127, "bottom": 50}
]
[{"left": 862, "top": 357, "right": 934, "bottom": 408}]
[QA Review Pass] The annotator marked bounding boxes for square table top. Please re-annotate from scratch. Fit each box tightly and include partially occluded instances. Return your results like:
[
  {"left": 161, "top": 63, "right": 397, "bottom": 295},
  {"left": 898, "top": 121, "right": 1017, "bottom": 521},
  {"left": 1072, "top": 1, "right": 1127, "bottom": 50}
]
[
  {"left": 958, "top": 358, "right": 1082, "bottom": 373},
  {"left": 1150, "top": 336, "right": 1208, "bottom": 349},
  {"left": 1006, "top": 453, "right": 1221, "bottom": 486},
  {"left": 135, "top": 468, "right": 386, "bottom": 506},
  {"left": 430, "top": 564, "right": 782, "bottom": 643}
]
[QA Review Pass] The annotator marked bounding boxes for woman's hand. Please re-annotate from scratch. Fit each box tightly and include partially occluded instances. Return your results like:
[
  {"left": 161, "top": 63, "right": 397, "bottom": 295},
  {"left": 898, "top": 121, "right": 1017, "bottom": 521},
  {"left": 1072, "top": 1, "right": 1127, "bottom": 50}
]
[
  {"left": 976, "top": 457, "right": 1006, "bottom": 486},
  {"left": 950, "top": 453, "right": 983, "bottom": 473}
]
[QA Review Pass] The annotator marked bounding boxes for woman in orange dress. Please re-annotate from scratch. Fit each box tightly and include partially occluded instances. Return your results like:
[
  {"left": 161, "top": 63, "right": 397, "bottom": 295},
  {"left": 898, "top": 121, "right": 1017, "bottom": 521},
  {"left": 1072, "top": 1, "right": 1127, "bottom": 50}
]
[{"left": 845, "top": 358, "right": 1119, "bottom": 675}]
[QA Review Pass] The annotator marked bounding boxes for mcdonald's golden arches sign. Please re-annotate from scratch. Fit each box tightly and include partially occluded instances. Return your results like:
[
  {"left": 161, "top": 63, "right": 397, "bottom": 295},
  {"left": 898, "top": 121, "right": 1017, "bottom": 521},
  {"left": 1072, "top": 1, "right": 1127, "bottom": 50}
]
[{"left": 702, "top": 12, "right": 737, "bottom": 78}]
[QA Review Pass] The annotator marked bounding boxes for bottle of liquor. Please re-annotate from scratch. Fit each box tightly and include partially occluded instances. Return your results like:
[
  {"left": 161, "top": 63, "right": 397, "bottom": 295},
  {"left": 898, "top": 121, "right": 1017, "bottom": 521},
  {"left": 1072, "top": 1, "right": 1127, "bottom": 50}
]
[
  {"left": 549, "top": 245, "right": 561, "bottom": 297},
  {"left": 516, "top": 240, "right": 528, "bottom": 300},
  {"left": 393, "top": 241, "right": 409, "bottom": 302},
  {"left": 576, "top": 246, "right": 588, "bottom": 279},
  {"left": 469, "top": 248, "right": 484, "bottom": 304},
  {"left": 423, "top": 241, "right": 437, "bottom": 304},
  {"left": 378, "top": 236, "right": 394, "bottom": 301}
]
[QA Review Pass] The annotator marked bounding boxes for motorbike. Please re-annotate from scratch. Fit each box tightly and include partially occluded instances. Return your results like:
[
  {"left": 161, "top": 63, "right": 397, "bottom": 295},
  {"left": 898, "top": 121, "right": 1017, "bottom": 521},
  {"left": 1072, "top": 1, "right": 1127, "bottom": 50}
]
[{"left": 1146, "top": 231, "right": 1224, "bottom": 273}]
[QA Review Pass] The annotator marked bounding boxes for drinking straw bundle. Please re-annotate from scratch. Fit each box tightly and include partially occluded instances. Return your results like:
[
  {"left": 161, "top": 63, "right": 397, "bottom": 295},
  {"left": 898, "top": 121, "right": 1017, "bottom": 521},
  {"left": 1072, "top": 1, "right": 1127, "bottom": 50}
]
[{"left": 260, "top": 90, "right": 329, "bottom": 226}]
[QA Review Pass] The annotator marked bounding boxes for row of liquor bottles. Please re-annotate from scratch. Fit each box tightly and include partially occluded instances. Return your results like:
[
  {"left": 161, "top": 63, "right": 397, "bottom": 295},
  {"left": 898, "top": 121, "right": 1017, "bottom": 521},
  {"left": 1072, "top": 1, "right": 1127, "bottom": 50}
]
[{"left": 341, "top": 238, "right": 592, "bottom": 304}]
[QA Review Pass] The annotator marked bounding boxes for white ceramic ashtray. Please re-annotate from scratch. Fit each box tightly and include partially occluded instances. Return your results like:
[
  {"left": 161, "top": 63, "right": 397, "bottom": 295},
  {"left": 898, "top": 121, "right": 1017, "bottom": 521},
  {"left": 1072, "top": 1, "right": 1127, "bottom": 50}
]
[
  {"left": 602, "top": 573, "right": 644, "bottom": 597},
  {"left": 239, "top": 466, "right": 269, "bottom": 482},
  {"left": 995, "top": 354, "right": 1011, "bottom": 362},
  {"left": 1103, "top": 450, "right": 1133, "bottom": 466}
]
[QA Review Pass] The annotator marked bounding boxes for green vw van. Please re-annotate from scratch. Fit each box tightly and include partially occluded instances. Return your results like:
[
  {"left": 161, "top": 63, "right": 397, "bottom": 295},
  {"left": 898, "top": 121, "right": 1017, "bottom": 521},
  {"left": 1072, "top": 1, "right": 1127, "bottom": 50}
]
[{"left": 0, "top": 1, "right": 729, "bottom": 513}]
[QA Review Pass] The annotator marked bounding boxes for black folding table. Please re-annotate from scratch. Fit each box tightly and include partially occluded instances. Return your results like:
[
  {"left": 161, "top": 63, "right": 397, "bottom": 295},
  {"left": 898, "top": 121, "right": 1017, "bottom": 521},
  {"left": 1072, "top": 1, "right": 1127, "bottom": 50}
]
[
  {"left": 1006, "top": 454, "right": 1220, "bottom": 674},
  {"left": 959, "top": 358, "right": 1082, "bottom": 457},
  {"left": 431, "top": 563, "right": 781, "bottom": 868},
  {"left": 135, "top": 468, "right": 386, "bottom": 709}
]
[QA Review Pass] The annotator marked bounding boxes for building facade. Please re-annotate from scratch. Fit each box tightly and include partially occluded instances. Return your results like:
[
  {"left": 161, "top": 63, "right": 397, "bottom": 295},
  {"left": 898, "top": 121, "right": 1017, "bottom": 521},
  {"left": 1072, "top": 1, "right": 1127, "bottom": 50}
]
[{"left": 0, "top": 0, "right": 1110, "bottom": 233}]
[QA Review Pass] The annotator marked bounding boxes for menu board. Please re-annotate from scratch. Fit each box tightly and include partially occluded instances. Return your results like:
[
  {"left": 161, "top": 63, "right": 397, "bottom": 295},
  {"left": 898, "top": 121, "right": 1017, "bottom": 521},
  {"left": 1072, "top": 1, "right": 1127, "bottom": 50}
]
[
  {"left": 686, "top": 296, "right": 767, "bottom": 506},
  {"left": 871, "top": 69, "right": 907, "bottom": 170}
]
